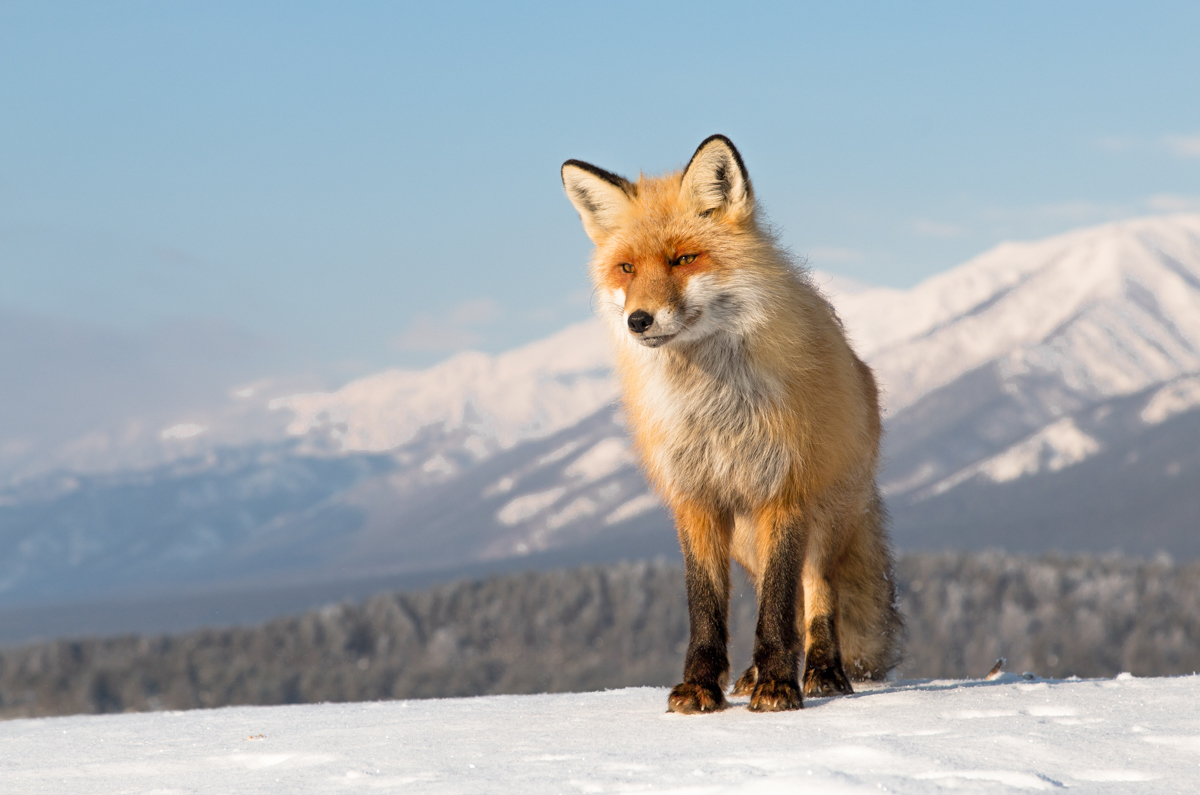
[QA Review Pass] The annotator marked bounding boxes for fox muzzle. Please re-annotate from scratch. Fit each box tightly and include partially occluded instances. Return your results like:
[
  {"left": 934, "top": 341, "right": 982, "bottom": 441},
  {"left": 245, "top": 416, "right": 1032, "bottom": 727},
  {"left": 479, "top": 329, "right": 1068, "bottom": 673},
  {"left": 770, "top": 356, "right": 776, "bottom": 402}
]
[{"left": 627, "top": 310, "right": 655, "bottom": 334}]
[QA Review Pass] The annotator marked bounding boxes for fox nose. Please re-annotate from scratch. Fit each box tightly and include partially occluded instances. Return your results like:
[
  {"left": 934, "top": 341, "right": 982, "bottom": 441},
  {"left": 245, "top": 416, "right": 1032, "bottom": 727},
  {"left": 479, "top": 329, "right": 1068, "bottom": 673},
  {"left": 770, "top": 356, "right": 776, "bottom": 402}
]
[{"left": 627, "top": 310, "right": 654, "bottom": 334}]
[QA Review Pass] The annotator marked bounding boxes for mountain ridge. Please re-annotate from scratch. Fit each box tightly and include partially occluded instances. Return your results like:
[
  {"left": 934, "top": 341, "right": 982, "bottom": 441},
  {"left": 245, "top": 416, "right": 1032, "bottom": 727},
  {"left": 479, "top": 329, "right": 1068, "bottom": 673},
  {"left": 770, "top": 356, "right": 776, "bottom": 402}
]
[{"left": 2, "top": 213, "right": 1199, "bottom": 610}]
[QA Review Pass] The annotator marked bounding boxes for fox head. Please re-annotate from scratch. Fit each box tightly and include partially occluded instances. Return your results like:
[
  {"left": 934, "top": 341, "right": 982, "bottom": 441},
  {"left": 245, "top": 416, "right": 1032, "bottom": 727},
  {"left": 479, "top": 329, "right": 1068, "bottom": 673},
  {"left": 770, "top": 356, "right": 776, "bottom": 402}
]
[{"left": 562, "top": 135, "right": 772, "bottom": 349}]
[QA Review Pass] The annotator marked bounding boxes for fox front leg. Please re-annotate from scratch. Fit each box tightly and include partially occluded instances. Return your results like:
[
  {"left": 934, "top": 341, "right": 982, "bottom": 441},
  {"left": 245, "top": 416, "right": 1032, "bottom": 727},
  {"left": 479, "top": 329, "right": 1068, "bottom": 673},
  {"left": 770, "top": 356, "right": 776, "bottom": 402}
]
[
  {"left": 747, "top": 520, "right": 804, "bottom": 712},
  {"left": 667, "top": 507, "right": 732, "bottom": 714}
]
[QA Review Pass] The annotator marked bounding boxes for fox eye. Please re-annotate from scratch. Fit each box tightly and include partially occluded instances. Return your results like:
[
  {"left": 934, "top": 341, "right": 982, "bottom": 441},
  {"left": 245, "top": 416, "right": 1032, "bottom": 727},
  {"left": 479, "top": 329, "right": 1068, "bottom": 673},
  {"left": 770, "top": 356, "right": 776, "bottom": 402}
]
[
  {"left": 620, "top": 263, "right": 634, "bottom": 274},
  {"left": 674, "top": 254, "right": 697, "bottom": 266}
]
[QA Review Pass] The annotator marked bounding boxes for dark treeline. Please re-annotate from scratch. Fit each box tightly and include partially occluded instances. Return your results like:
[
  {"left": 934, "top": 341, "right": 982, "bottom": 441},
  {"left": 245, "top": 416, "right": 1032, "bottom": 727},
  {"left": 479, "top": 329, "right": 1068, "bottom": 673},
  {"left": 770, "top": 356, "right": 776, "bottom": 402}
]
[{"left": 2, "top": 551, "right": 1199, "bottom": 719}]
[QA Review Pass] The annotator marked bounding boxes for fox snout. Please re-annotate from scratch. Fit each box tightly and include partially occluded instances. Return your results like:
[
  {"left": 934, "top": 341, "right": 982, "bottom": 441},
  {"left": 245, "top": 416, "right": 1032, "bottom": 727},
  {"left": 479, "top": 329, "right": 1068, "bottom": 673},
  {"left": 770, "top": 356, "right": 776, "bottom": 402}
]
[
  {"left": 625, "top": 305, "right": 688, "bottom": 348},
  {"left": 627, "top": 307, "right": 670, "bottom": 346},
  {"left": 627, "top": 310, "right": 654, "bottom": 334}
]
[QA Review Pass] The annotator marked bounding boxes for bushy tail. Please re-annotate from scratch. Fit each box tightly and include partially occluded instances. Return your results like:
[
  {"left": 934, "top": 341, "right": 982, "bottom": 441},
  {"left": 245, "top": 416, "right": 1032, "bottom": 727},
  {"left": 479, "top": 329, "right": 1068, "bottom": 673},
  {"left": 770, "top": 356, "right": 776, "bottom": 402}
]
[{"left": 836, "top": 491, "right": 904, "bottom": 680}]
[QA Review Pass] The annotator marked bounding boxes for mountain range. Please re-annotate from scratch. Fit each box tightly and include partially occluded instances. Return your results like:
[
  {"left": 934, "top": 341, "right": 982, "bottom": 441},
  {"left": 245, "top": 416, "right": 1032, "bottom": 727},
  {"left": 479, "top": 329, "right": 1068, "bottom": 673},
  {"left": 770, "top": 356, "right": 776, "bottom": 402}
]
[{"left": 1, "top": 213, "right": 1198, "bottom": 634}]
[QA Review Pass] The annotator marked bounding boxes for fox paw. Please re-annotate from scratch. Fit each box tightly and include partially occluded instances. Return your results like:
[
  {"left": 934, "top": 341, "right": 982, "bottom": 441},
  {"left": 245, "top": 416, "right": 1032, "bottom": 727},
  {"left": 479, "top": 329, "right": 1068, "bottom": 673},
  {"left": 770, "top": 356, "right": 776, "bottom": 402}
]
[
  {"left": 668, "top": 682, "right": 728, "bottom": 714},
  {"left": 730, "top": 666, "right": 757, "bottom": 697},
  {"left": 748, "top": 679, "right": 803, "bottom": 712},
  {"left": 803, "top": 662, "right": 854, "bottom": 697}
]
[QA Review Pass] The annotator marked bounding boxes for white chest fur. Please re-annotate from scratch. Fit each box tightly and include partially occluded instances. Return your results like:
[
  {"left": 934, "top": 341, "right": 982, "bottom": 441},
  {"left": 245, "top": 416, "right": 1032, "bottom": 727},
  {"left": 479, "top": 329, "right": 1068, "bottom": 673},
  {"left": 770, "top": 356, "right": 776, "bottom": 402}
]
[{"left": 630, "top": 334, "right": 793, "bottom": 510}]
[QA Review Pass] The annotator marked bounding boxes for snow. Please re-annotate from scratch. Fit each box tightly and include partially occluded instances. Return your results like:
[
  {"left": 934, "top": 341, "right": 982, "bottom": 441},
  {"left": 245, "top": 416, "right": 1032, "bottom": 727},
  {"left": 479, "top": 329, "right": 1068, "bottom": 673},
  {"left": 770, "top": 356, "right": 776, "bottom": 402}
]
[
  {"left": 270, "top": 320, "right": 616, "bottom": 453},
  {"left": 545, "top": 496, "right": 599, "bottom": 530},
  {"left": 832, "top": 214, "right": 1200, "bottom": 413},
  {"left": 421, "top": 454, "right": 456, "bottom": 476},
  {"left": 565, "top": 437, "right": 633, "bottom": 483},
  {"left": 496, "top": 488, "right": 566, "bottom": 526},
  {"left": 4, "top": 676, "right": 1200, "bottom": 793},
  {"left": 924, "top": 418, "right": 1101, "bottom": 497},
  {"left": 1142, "top": 375, "right": 1200, "bottom": 425},
  {"left": 538, "top": 441, "right": 584, "bottom": 466},
  {"left": 605, "top": 492, "right": 661, "bottom": 525},
  {"left": 484, "top": 476, "right": 516, "bottom": 496},
  {"left": 160, "top": 423, "right": 208, "bottom": 440}
]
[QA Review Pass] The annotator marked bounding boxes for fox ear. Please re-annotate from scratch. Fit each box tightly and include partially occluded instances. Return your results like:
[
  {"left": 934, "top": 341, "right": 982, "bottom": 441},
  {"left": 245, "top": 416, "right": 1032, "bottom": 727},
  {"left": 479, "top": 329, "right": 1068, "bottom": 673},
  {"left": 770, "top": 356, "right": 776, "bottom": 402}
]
[
  {"left": 680, "top": 135, "right": 752, "bottom": 217},
  {"left": 561, "top": 160, "right": 635, "bottom": 243}
]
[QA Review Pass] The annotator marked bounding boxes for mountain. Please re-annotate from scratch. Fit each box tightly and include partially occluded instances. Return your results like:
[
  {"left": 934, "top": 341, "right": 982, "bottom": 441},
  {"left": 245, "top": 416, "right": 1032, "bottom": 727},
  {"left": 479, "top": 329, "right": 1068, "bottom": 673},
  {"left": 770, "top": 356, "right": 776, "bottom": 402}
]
[
  {"left": 271, "top": 319, "right": 616, "bottom": 455},
  {"left": 0, "top": 309, "right": 309, "bottom": 487},
  {"left": 1, "top": 214, "right": 1199, "bottom": 621},
  {"left": 874, "top": 214, "right": 1200, "bottom": 553}
]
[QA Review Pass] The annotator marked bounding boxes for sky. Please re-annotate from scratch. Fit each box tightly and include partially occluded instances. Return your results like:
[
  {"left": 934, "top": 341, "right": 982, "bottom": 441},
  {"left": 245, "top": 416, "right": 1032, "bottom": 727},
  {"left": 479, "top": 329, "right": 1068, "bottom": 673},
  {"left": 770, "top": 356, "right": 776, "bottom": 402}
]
[{"left": 2, "top": 1, "right": 1200, "bottom": 382}]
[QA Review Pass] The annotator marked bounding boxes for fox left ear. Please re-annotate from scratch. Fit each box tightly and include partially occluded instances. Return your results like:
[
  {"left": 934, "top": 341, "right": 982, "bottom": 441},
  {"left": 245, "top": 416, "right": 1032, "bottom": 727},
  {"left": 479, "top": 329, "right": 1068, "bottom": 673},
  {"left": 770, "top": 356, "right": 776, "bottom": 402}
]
[{"left": 680, "top": 135, "right": 753, "bottom": 217}]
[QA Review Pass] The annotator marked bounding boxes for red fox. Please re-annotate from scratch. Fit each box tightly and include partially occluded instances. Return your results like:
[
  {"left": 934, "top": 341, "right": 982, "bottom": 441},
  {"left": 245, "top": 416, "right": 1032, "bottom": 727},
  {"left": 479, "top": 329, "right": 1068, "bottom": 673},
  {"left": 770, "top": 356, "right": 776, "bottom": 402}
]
[{"left": 561, "top": 136, "right": 902, "bottom": 713}]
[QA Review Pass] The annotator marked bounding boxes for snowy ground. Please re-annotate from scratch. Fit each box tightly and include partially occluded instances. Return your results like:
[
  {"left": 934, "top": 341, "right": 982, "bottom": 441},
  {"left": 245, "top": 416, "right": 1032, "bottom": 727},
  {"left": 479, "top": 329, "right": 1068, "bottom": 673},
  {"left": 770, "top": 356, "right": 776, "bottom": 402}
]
[{"left": 3, "top": 674, "right": 1199, "bottom": 793}]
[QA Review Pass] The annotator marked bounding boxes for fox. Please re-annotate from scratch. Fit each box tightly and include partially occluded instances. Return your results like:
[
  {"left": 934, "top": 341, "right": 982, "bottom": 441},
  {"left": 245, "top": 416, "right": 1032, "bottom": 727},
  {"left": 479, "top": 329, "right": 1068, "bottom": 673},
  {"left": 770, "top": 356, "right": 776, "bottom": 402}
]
[{"left": 561, "top": 135, "right": 902, "bottom": 713}]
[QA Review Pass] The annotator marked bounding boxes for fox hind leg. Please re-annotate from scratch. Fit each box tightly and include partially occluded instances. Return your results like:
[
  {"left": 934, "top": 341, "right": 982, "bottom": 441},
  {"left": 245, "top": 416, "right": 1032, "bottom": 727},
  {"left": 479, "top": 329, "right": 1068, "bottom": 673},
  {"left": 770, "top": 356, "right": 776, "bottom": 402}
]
[
  {"left": 803, "top": 608, "right": 854, "bottom": 697},
  {"left": 801, "top": 545, "right": 855, "bottom": 697},
  {"left": 730, "top": 665, "right": 757, "bottom": 697}
]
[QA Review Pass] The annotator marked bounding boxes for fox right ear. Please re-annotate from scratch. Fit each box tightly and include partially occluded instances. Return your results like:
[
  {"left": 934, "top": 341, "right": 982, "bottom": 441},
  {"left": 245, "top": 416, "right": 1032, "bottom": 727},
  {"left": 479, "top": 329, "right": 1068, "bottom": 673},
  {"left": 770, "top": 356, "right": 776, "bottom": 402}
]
[{"left": 561, "top": 160, "right": 635, "bottom": 243}]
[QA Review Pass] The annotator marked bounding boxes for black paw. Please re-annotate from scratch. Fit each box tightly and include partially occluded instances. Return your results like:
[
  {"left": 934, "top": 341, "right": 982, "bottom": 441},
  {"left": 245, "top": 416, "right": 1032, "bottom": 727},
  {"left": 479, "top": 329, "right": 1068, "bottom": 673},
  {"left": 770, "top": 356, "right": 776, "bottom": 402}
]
[
  {"left": 730, "top": 666, "right": 757, "bottom": 697},
  {"left": 748, "top": 679, "right": 803, "bottom": 712},
  {"left": 668, "top": 682, "right": 728, "bottom": 714},
  {"left": 803, "top": 661, "right": 854, "bottom": 697}
]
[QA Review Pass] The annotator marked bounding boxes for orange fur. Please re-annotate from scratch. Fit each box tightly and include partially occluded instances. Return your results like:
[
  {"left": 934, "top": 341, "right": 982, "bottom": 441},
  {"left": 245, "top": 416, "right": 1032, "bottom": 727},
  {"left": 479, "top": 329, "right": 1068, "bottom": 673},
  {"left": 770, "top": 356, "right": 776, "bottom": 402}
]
[{"left": 563, "top": 137, "right": 901, "bottom": 711}]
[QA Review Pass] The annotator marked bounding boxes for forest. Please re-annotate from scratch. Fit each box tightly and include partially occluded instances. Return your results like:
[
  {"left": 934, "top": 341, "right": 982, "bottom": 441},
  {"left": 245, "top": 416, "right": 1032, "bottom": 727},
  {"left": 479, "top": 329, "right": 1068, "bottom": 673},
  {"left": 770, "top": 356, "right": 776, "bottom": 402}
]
[{"left": 2, "top": 551, "right": 1198, "bottom": 719}]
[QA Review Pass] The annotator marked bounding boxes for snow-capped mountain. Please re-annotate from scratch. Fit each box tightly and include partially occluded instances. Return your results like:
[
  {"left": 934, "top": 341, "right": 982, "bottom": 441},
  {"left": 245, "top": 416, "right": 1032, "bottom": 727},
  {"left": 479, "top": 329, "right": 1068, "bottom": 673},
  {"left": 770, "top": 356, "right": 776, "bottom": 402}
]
[
  {"left": 834, "top": 214, "right": 1200, "bottom": 411},
  {"left": 871, "top": 215, "right": 1200, "bottom": 554},
  {"left": 2, "top": 214, "right": 1199, "bottom": 611},
  {"left": 247, "top": 212, "right": 1200, "bottom": 559},
  {"left": 867, "top": 214, "right": 1200, "bottom": 492},
  {"left": 271, "top": 319, "right": 616, "bottom": 455},
  {"left": 266, "top": 213, "right": 1200, "bottom": 491}
]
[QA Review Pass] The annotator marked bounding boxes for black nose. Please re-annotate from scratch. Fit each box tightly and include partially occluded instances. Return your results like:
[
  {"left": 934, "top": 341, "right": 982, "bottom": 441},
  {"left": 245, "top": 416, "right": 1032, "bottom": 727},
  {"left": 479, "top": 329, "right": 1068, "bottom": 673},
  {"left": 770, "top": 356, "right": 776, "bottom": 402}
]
[{"left": 627, "top": 310, "right": 654, "bottom": 334}]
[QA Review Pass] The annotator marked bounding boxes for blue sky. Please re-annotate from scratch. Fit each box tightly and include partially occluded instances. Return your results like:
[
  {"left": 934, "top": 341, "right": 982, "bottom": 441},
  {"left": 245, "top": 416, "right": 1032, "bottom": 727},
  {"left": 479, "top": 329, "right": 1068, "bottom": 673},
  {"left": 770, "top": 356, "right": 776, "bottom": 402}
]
[{"left": 3, "top": 1, "right": 1199, "bottom": 380}]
